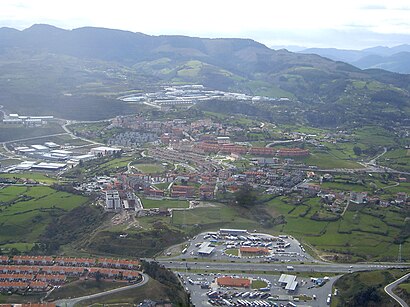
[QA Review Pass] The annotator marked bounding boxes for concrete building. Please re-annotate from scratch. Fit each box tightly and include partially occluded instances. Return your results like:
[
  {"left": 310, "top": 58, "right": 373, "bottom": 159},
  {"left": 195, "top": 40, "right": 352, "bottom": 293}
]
[
  {"left": 197, "top": 242, "right": 215, "bottom": 256},
  {"left": 278, "top": 274, "right": 298, "bottom": 291},
  {"left": 105, "top": 190, "right": 121, "bottom": 210}
]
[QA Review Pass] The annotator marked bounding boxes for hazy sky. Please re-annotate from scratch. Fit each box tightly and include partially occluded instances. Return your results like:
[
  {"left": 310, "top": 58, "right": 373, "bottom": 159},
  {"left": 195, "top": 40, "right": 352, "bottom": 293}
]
[{"left": 1, "top": 0, "right": 410, "bottom": 49}]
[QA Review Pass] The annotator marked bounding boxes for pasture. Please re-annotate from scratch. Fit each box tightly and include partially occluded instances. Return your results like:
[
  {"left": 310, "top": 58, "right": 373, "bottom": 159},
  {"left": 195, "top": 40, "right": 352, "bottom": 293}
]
[
  {"left": 0, "top": 185, "right": 89, "bottom": 251},
  {"left": 266, "top": 196, "right": 409, "bottom": 261}
]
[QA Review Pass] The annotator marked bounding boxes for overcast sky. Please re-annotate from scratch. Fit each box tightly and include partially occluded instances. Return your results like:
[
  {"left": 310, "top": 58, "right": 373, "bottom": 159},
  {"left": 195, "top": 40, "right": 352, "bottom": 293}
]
[{"left": 1, "top": 0, "right": 410, "bottom": 49}]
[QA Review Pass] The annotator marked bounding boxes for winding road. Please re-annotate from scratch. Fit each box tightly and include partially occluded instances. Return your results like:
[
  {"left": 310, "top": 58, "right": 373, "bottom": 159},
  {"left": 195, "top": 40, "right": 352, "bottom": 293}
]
[
  {"left": 384, "top": 272, "right": 410, "bottom": 307},
  {"left": 54, "top": 273, "right": 149, "bottom": 307}
]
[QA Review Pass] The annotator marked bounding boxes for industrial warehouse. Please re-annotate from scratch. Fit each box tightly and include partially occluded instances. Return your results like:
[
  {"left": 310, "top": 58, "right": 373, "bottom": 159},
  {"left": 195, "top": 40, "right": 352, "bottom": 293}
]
[{"left": 2, "top": 142, "right": 121, "bottom": 173}]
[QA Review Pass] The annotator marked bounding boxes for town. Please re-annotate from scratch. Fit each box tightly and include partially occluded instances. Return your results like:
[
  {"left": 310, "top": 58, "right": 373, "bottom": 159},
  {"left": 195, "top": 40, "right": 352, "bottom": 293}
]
[{"left": 0, "top": 84, "right": 409, "bottom": 306}]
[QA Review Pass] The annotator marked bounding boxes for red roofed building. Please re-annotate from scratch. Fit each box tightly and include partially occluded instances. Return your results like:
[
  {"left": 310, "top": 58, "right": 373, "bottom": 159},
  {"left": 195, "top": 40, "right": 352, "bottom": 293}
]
[
  {"left": 0, "top": 266, "right": 40, "bottom": 274},
  {"left": 54, "top": 257, "right": 96, "bottom": 267},
  {"left": 29, "top": 281, "right": 49, "bottom": 292},
  {"left": 0, "top": 256, "right": 9, "bottom": 264},
  {"left": 216, "top": 276, "right": 251, "bottom": 288},
  {"left": 240, "top": 247, "right": 270, "bottom": 256},
  {"left": 199, "top": 185, "right": 215, "bottom": 200},
  {"left": 0, "top": 274, "right": 34, "bottom": 282},
  {"left": 13, "top": 256, "right": 53, "bottom": 266},
  {"left": 171, "top": 185, "right": 196, "bottom": 198},
  {"left": 36, "top": 274, "right": 66, "bottom": 285},
  {"left": 144, "top": 188, "right": 165, "bottom": 198},
  {"left": 249, "top": 147, "right": 276, "bottom": 156},
  {"left": 0, "top": 281, "right": 28, "bottom": 290}
]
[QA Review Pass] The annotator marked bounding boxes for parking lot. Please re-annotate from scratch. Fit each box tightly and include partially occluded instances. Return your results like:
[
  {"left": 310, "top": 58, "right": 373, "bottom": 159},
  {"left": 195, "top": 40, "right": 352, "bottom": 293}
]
[
  {"left": 170, "top": 230, "right": 315, "bottom": 264},
  {"left": 178, "top": 272, "right": 339, "bottom": 307}
]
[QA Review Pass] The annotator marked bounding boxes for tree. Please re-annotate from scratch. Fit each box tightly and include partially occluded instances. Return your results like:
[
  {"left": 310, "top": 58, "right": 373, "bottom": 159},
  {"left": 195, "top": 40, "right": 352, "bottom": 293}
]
[
  {"left": 95, "top": 270, "right": 102, "bottom": 282},
  {"left": 353, "top": 146, "right": 362, "bottom": 156},
  {"left": 234, "top": 184, "right": 257, "bottom": 207}
]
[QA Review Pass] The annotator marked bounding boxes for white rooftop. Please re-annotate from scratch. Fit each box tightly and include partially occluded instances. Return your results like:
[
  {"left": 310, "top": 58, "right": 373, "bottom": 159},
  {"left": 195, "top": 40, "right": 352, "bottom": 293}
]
[
  {"left": 279, "top": 274, "right": 298, "bottom": 291},
  {"left": 198, "top": 242, "right": 215, "bottom": 255},
  {"left": 31, "top": 145, "right": 48, "bottom": 150}
]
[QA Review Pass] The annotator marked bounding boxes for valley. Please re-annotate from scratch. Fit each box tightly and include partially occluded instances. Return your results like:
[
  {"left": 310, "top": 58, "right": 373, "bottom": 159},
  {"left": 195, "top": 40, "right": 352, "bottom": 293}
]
[{"left": 0, "top": 25, "right": 408, "bottom": 307}]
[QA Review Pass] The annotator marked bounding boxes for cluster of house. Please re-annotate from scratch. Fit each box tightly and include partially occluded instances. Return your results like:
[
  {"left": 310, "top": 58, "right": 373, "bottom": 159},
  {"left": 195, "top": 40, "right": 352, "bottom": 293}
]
[
  {"left": 148, "top": 147, "right": 223, "bottom": 173},
  {"left": 0, "top": 304, "right": 56, "bottom": 307},
  {"left": 107, "top": 131, "right": 158, "bottom": 148},
  {"left": 297, "top": 179, "right": 409, "bottom": 213},
  {"left": 0, "top": 256, "right": 141, "bottom": 293}
]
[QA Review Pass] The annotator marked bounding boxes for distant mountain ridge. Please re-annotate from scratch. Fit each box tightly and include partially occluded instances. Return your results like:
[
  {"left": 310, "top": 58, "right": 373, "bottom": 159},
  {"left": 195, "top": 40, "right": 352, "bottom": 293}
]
[
  {"left": 300, "top": 45, "right": 410, "bottom": 74},
  {"left": 0, "top": 24, "right": 408, "bottom": 126}
]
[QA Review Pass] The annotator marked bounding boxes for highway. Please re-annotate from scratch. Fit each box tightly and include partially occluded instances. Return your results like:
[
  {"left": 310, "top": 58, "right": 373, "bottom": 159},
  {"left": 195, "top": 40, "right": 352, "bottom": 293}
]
[
  {"left": 384, "top": 272, "right": 410, "bottom": 307},
  {"left": 54, "top": 273, "right": 149, "bottom": 307},
  {"left": 155, "top": 259, "right": 410, "bottom": 274}
]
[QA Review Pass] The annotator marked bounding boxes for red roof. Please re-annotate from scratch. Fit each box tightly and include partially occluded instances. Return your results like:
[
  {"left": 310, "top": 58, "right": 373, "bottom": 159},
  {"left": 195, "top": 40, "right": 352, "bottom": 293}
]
[
  {"left": 240, "top": 247, "right": 270, "bottom": 254},
  {"left": 0, "top": 281, "right": 28, "bottom": 288},
  {"left": 217, "top": 276, "right": 251, "bottom": 288}
]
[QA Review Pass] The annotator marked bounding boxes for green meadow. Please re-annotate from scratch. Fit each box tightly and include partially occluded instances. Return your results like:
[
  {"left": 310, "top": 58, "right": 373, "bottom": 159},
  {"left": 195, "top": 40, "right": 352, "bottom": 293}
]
[{"left": 0, "top": 185, "right": 89, "bottom": 251}]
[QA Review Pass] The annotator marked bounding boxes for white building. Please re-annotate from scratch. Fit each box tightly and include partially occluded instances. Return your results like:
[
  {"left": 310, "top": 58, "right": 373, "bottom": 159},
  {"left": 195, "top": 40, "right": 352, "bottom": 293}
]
[{"left": 106, "top": 190, "right": 121, "bottom": 211}]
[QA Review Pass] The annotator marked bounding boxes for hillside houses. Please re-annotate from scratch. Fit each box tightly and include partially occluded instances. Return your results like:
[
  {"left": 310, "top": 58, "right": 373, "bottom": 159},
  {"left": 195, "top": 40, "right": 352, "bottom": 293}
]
[{"left": 0, "top": 256, "right": 141, "bottom": 293}]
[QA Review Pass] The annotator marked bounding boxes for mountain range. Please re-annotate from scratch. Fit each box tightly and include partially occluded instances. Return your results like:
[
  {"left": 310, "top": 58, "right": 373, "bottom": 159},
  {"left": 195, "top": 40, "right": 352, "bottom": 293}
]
[
  {"left": 299, "top": 45, "right": 410, "bottom": 74},
  {"left": 0, "top": 24, "right": 408, "bottom": 126}
]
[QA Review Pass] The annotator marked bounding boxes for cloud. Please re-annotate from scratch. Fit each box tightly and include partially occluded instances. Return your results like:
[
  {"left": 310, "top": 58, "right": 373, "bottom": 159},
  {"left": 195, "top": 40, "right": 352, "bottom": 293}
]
[{"left": 360, "top": 4, "right": 387, "bottom": 10}]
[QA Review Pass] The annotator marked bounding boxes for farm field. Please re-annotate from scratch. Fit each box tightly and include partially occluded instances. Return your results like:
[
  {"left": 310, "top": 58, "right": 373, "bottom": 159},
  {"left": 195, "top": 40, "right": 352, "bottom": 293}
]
[
  {"left": 0, "top": 172, "right": 57, "bottom": 184},
  {"left": 378, "top": 148, "right": 410, "bottom": 172},
  {"left": 301, "top": 150, "right": 362, "bottom": 169},
  {"left": 0, "top": 185, "right": 89, "bottom": 251},
  {"left": 266, "top": 196, "right": 409, "bottom": 262}
]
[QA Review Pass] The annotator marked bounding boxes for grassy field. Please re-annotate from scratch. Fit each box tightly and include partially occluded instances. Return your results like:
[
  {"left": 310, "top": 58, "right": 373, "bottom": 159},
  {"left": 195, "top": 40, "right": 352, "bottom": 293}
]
[
  {"left": 332, "top": 269, "right": 409, "bottom": 307},
  {"left": 378, "top": 148, "right": 410, "bottom": 172},
  {"left": 76, "top": 278, "right": 176, "bottom": 306},
  {"left": 354, "top": 126, "right": 398, "bottom": 148},
  {"left": 0, "top": 123, "right": 65, "bottom": 142},
  {"left": 134, "top": 163, "right": 166, "bottom": 174},
  {"left": 266, "top": 196, "right": 409, "bottom": 262},
  {"left": 251, "top": 279, "right": 268, "bottom": 289},
  {"left": 13, "top": 133, "right": 90, "bottom": 147},
  {"left": 47, "top": 280, "right": 125, "bottom": 301},
  {"left": 0, "top": 293, "right": 44, "bottom": 304},
  {"left": 0, "top": 185, "right": 89, "bottom": 251},
  {"left": 141, "top": 198, "right": 188, "bottom": 209},
  {"left": 302, "top": 150, "right": 362, "bottom": 169},
  {"left": 0, "top": 172, "right": 57, "bottom": 184},
  {"left": 225, "top": 248, "right": 239, "bottom": 256}
]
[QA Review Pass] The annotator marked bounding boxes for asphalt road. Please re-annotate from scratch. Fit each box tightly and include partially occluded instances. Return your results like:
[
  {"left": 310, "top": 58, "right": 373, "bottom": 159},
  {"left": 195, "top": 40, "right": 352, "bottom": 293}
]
[
  {"left": 155, "top": 260, "right": 410, "bottom": 274},
  {"left": 384, "top": 272, "right": 410, "bottom": 307},
  {"left": 54, "top": 273, "right": 149, "bottom": 307}
]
